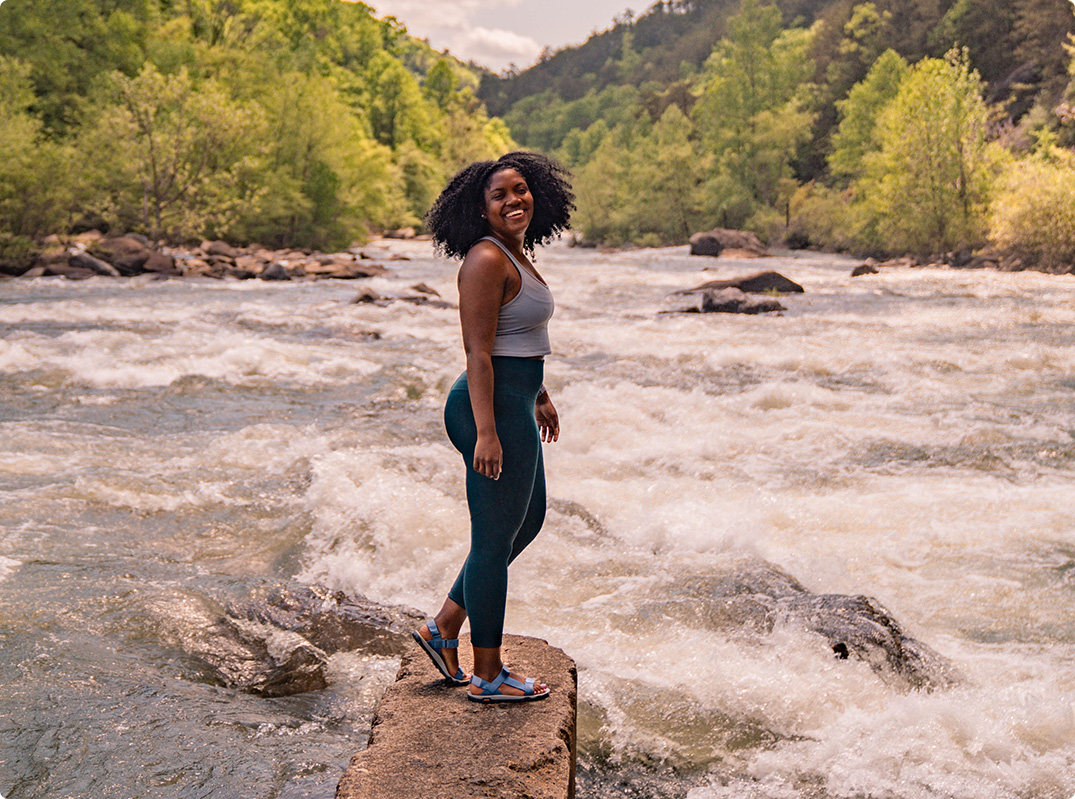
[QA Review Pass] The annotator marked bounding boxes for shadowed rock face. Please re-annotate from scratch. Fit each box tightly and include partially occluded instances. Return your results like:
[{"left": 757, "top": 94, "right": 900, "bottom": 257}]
[
  {"left": 230, "top": 583, "right": 425, "bottom": 657},
  {"left": 150, "top": 584, "right": 424, "bottom": 697},
  {"left": 641, "top": 559, "right": 959, "bottom": 692}
]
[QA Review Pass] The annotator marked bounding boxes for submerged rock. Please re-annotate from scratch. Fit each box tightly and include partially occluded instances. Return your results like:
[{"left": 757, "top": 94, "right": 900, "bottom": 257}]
[
  {"left": 230, "top": 583, "right": 425, "bottom": 657},
  {"left": 643, "top": 559, "right": 959, "bottom": 691},
  {"left": 678, "top": 270, "right": 804, "bottom": 295},
  {"left": 151, "top": 583, "right": 424, "bottom": 697},
  {"left": 701, "top": 287, "right": 786, "bottom": 314},
  {"left": 689, "top": 228, "right": 770, "bottom": 258}
]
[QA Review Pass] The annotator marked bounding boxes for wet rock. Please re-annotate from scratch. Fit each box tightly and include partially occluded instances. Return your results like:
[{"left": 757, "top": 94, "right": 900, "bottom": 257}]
[
  {"left": 398, "top": 294, "right": 456, "bottom": 310},
  {"left": 700, "top": 287, "right": 786, "bottom": 314},
  {"left": 678, "top": 270, "right": 804, "bottom": 295},
  {"left": 259, "top": 262, "right": 292, "bottom": 281},
  {"left": 206, "top": 617, "right": 328, "bottom": 697},
  {"left": 304, "top": 259, "right": 387, "bottom": 279},
  {"left": 851, "top": 263, "right": 879, "bottom": 277},
  {"left": 152, "top": 583, "right": 424, "bottom": 697},
  {"left": 68, "top": 251, "right": 121, "bottom": 277},
  {"left": 689, "top": 228, "right": 769, "bottom": 258},
  {"left": 45, "top": 263, "right": 98, "bottom": 279},
  {"left": 645, "top": 559, "right": 959, "bottom": 691},
  {"left": 781, "top": 592, "right": 959, "bottom": 691},
  {"left": 230, "top": 583, "right": 425, "bottom": 657},
  {"left": 409, "top": 282, "right": 440, "bottom": 297},
  {"left": 352, "top": 286, "right": 386, "bottom": 304},
  {"left": 383, "top": 227, "right": 416, "bottom": 240}
]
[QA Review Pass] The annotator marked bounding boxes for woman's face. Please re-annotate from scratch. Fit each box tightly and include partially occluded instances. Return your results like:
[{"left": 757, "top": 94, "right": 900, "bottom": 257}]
[{"left": 481, "top": 168, "right": 533, "bottom": 241}]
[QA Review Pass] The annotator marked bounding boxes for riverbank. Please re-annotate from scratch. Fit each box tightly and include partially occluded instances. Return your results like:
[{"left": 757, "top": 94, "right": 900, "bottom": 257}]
[{"left": 0, "top": 230, "right": 415, "bottom": 282}]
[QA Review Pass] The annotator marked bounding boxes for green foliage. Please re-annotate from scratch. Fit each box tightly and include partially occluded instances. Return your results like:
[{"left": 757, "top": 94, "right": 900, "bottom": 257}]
[
  {"left": 0, "top": 0, "right": 514, "bottom": 247},
  {"left": 572, "top": 106, "right": 713, "bottom": 245},
  {"left": 0, "top": 58, "right": 78, "bottom": 240},
  {"left": 991, "top": 146, "right": 1075, "bottom": 269},
  {"left": 79, "top": 64, "right": 267, "bottom": 241},
  {"left": 858, "top": 49, "right": 1002, "bottom": 254},
  {"left": 693, "top": 1, "right": 818, "bottom": 224},
  {"left": 828, "top": 49, "right": 909, "bottom": 178},
  {"left": 0, "top": 0, "right": 156, "bottom": 133}
]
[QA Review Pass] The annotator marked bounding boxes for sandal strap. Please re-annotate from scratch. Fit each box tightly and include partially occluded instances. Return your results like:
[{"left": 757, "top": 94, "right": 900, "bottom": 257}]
[
  {"left": 470, "top": 666, "right": 536, "bottom": 696},
  {"left": 471, "top": 666, "right": 511, "bottom": 695},
  {"left": 425, "top": 619, "right": 459, "bottom": 649}
]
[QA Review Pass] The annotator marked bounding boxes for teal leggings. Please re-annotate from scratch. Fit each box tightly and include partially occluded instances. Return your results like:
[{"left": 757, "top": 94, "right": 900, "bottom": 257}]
[{"left": 444, "top": 357, "right": 546, "bottom": 648}]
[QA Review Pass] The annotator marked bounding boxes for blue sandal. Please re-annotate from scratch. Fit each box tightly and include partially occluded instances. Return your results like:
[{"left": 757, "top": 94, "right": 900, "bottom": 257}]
[
  {"left": 468, "top": 665, "right": 549, "bottom": 703},
  {"left": 412, "top": 620, "right": 468, "bottom": 685}
]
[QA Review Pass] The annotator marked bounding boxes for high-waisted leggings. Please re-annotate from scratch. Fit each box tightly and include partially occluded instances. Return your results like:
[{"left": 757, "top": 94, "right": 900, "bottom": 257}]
[{"left": 444, "top": 356, "right": 545, "bottom": 648}]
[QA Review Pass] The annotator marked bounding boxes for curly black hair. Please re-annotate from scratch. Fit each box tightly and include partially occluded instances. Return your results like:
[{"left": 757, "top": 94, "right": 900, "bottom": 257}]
[{"left": 425, "top": 151, "right": 575, "bottom": 260}]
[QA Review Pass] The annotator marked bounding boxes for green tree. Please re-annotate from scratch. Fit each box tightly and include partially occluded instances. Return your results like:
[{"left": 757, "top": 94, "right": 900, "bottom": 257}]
[
  {"left": 0, "top": 57, "right": 76, "bottom": 242},
  {"left": 693, "top": 0, "right": 818, "bottom": 225},
  {"left": 828, "top": 49, "right": 909, "bottom": 178},
  {"left": 81, "top": 64, "right": 266, "bottom": 241},
  {"left": 0, "top": 0, "right": 155, "bottom": 132},
  {"left": 860, "top": 49, "right": 1001, "bottom": 254}
]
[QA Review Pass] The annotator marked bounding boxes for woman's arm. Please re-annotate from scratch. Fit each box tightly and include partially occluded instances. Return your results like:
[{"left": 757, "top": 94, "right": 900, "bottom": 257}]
[{"left": 458, "top": 245, "right": 509, "bottom": 480}]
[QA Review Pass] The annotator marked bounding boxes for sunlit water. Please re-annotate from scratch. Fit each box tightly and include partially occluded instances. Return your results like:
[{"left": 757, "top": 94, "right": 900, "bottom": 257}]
[{"left": 2, "top": 240, "right": 1074, "bottom": 799}]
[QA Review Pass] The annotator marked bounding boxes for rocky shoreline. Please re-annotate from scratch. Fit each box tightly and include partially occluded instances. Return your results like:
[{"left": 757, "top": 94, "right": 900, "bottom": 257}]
[{"left": 0, "top": 230, "right": 409, "bottom": 281}]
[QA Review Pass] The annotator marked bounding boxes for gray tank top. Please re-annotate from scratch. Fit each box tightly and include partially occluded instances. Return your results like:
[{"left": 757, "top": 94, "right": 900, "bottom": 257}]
[{"left": 479, "top": 236, "right": 554, "bottom": 358}]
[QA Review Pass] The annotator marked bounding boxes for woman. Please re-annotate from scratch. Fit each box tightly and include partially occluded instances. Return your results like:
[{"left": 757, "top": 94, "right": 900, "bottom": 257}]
[{"left": 412, "top": 151, "right": 574, "bottom": 703}]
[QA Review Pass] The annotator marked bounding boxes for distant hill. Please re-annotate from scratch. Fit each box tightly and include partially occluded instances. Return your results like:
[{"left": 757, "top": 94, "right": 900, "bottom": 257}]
[{"left": 480, "top": 0, "right": 1075, "bottom": 155}]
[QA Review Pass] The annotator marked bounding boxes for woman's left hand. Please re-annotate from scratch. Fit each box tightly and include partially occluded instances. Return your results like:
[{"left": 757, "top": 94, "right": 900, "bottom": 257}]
[{"left": 535, "top": 391, "right": 559, "bottom": 443}]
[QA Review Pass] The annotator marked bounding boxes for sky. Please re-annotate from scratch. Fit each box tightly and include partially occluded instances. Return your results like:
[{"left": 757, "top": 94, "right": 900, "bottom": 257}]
[{"left": 364, "top": 0, "right": 635, "bottom": 72}]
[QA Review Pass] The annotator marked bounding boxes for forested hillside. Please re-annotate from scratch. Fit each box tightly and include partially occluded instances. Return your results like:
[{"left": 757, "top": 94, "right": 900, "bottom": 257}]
[
  {"left": 483, "top": 0, "right": 1075, "bottom": 266},
  {"left": 0, "top": 0, "right": 509, "bottom": 255}
]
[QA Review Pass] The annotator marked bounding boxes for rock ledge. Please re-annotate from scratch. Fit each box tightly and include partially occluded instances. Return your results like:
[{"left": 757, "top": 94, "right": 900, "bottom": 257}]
[{"left": 337, "top": 634, "right": 577, "bottom": 799}]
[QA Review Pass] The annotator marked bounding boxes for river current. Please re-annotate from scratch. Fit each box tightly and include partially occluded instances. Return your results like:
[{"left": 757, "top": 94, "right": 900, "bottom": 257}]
[{"left": 1, "top": 240, "right": 1074, "bottom": 799}]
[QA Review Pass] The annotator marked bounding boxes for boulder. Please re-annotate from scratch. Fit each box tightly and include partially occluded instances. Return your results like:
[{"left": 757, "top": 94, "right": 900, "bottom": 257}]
[
  {"left": 384, "top": 227, "right": 416, "bottom": 240},
  {"left": 230, "top": 583, "right": 424, "bottom": 657},
  {"left": 409, "top": 282, "right": 440, "bottom": 297},
  {"left": 152, "top": 583, "right": 426, "bottom": 697},
  {"left": 640, "top": 558, "right": 959, "bottom": 692},
  {"left": 259, "top": 262, "right": 292, "bottom": 281},
  {"left": 67, "top": 251, "right": 121, "bottom": 277},
  {"left": 142, "top": 250, "right": 178, "bottom": 274},
  {"left": 337, "top": 635, "right": 576, "bottom": 799},
  {"left": 701, "top": 287, "right": 786, "bottom": 314},
  {"left": 690, "top": 228, "right": 769, "bottom": 257},
  {"left": 851, "top": 263, "right": 879, "bottom": 277},
  {"left": 203, "top": 240, "right": 241, "bottom": 258},
  {"left": 679, "top": 270, "right": 804, "bottom": 295},
  {"left": 92, "top": 236, "right": 151, "bottom": 275},
  {"left": 352, "top": 287, "right": 385, "bottom": 304}
]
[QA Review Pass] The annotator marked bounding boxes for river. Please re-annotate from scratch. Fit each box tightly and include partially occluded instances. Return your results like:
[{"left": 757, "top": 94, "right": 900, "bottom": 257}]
[{"left": 1, "top": 240, "right": 1074, "bottom": 798}]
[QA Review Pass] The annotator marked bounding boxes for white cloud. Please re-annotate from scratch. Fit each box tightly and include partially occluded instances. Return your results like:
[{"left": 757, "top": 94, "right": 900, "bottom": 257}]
[
  {"left": 367, "top": 0, "right": 537, "bottom": 71},
  {"left": 456, "top": 26, "right": 542, "bottom": 69}
]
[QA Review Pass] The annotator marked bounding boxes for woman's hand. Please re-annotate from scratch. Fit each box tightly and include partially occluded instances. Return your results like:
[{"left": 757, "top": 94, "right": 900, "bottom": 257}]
[
  {"left": 473, "top": 433, "right": 503, "bottom": 480},
  {"left": 535, "top": 391, "right": 559, "bottom": 443}
]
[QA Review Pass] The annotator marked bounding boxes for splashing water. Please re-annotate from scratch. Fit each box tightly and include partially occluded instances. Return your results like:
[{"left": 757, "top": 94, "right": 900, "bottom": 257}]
[{"left": 2, "top": 240, "right": 1074, "bottom": 798}]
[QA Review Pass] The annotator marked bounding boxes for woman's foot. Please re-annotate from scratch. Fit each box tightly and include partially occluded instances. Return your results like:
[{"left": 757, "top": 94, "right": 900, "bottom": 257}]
[
  {"left": 413, "top": 619, "right": 467, "bottom": 685},
  {"left": 468, "top": 665, "right": 550, "bottom": 703}
]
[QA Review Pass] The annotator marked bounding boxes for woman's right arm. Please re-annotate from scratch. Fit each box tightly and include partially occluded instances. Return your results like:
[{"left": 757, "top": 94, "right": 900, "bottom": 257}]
[{"left": 457, "top": 246, "right": 506, "bottom": 480}]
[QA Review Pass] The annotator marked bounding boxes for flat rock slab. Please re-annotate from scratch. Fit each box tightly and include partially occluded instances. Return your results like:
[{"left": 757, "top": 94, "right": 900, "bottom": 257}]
[{"left": 337, "top": 634, "right": 577, "bottom": 799}]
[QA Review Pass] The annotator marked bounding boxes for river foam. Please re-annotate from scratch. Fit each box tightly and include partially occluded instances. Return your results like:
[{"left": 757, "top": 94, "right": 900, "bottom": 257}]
[{"left": 2, "top": 243, "right": 1074, "bottom": 798}]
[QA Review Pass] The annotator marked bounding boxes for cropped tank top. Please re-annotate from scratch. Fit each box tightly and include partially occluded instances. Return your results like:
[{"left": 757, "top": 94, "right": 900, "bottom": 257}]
[{"left": 480, "top": 236, "right": 554, "bottom": 358}]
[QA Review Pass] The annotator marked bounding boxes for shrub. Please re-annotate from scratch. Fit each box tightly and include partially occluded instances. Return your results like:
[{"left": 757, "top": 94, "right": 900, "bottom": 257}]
[{"left": 990, "top": 149, "right": 1075, "bottom": 271}]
